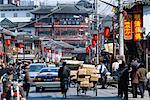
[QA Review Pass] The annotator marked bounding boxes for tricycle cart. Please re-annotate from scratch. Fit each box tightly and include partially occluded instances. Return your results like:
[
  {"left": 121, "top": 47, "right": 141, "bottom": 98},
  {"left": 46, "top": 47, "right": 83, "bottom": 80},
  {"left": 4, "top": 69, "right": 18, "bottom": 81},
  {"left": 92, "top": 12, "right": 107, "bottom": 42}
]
[
  {"left": 76, "top": 64, "right": 99, "bottom": 96},
  {"left": 76, "top": 75, "right": 98, "bottom": 96}
]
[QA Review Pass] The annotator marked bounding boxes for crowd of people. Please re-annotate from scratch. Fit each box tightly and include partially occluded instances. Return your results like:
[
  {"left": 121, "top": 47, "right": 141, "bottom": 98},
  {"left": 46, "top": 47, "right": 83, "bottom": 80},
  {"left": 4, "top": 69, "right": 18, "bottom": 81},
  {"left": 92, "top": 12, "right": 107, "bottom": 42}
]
[
  {"left": 94, "top": 56, "right": 150, "bottom": 100},
  {"left": 112, "top": 58, "right": 150, "bottom": 99},
  {"left": 0, "top": 61, "right": 31, "bottom": 100},
  {"left": 0, "top": 56, "right": 150, "bottom": 99}
]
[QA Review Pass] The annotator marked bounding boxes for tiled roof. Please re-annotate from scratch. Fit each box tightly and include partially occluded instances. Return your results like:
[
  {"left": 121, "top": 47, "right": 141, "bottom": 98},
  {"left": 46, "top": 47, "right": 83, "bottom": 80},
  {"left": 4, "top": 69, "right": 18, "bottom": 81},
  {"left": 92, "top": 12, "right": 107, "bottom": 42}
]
[
  {"left": 46, "top": 39, "right": 75, "bottom": 49},
  {"left": 0, "top": 26, "right": 16, "bottom": 36},
  {"left": 0, "top": 4, "right": 35, "bottom": 11},
  {"left": 0, "top": 18, "right": 16, "bottom": 28},
  {"left": 123, "top": 1, "right": 150, "bottom": 9},
  {"left": 53, "top": 4, "right": 89, "bottom": 14},
  {"left": 31, "top": 6, "right": 55, "bottom": 14},
  {"left": 31, "top": 4, "right": 89, "bottom": 15}
]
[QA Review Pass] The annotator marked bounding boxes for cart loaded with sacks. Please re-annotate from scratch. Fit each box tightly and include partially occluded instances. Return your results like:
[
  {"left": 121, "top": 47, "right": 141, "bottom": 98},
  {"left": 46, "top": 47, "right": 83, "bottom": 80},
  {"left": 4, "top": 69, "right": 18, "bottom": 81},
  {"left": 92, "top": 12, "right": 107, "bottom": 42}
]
[{"left": 76, "top": 64, "right": 99, "bottom": 96}]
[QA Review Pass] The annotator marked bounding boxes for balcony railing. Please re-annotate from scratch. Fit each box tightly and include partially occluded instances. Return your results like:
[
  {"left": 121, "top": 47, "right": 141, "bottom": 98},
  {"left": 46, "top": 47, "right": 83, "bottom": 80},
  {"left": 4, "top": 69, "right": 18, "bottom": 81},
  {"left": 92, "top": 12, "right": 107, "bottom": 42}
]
[
  {"left": 53, "top": 22, "right": 88, "bottom": 28},
  {"left": 34, "top": 22, "right": 52, "bottom": 27}
]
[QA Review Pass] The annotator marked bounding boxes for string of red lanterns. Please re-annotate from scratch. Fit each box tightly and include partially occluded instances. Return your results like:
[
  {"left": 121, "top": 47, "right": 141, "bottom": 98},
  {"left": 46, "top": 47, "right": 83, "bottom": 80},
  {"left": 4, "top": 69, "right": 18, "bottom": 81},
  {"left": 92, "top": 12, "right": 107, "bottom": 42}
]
[
  {"left": 104, "top": 27, "right": 110, "bottom": 39},
  {"left": 6, "top": 39, "right": 11, "bottom": 46}
]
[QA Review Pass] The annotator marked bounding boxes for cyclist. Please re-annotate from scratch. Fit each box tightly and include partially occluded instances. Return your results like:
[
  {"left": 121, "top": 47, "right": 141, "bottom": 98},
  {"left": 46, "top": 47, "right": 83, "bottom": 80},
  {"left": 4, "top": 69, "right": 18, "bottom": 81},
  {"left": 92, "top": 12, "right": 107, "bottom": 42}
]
[{"left": 58, "top": 62, "right": 70, "bottom": 98}]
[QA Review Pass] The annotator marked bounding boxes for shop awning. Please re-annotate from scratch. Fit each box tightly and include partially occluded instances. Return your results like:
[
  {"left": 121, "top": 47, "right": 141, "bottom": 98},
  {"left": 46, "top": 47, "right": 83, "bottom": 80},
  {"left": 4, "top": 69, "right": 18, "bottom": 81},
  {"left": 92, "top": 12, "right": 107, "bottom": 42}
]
[{"left": 0, "top": 26, "right": 16, "bottom": 36}]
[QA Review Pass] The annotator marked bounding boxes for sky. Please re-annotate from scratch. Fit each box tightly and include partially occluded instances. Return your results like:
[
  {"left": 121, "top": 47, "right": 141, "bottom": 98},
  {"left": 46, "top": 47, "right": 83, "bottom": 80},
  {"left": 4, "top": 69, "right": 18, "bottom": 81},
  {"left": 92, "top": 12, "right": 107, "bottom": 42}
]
[
  {"left": 32, "top": 0, "right": 80, "bottom": 5},
  {"left": 29, "top": 0, "right": 125, "bottom": 15}
]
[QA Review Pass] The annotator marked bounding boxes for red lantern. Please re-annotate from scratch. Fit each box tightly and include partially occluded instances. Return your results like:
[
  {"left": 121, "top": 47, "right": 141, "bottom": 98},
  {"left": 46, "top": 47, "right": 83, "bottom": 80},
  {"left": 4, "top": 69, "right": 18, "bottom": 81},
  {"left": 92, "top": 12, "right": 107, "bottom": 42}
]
[
  {"left": 51, "top": 49, "right": 54, "bottom": 53},
  {"left": 92, "top": 39, "right": 96, "bottom": 47},
  {"left": 89, "top": 45, "right": 92, "bottom": 49},
  {"left": 0, "top": 52, "right": 3, "bottom": 56},
  {"left": 86, "top": 47, "right": 90, "bottom": 54},
  {"left": 18, "top": 43, "right": 23, "bottom": 48},
  {"left": 44, "top": 47, "right": 47, "bottom": 52},
  {"left": 93, "top": 34, "right": 98, "bottom": 41},
  {"left": 104, "top": 27, "right": 110, "bottom": 39},
  {"left": 86, "top": 45, "right": 92, "bottom": 54},
  {"left": 6, "top": 39, "right": 11, "bottom": 46}
]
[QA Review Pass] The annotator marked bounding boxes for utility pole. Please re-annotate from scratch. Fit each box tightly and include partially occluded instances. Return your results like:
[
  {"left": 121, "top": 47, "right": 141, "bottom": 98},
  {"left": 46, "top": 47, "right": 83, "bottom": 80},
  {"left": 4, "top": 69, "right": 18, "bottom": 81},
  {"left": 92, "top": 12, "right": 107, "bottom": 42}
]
[
  {"left": 119, "top": 0, "right": 124, "bottom": 57},
  {"left": 95, "top": 0, "right": 99, "bottom": 65},
  {"left": 2, "top": 33, "right": 6, "bottom": 64},
  {"left": 99, "top": 0, "right": 125, "bottom": 60}
]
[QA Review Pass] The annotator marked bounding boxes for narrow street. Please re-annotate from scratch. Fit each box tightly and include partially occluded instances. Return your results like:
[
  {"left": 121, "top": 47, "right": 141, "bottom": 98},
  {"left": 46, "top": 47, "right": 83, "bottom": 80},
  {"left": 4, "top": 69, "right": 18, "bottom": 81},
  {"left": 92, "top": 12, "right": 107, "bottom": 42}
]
[{"left": 26, "top": 86, "right": 149, "bottom": 100}]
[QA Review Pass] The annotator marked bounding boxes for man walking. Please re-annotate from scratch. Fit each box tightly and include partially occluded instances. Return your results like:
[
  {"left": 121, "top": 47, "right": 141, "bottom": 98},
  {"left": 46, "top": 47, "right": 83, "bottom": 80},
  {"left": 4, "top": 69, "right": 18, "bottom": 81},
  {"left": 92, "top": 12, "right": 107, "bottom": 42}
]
[
  {"left": 137, "top": 63, "right": 147, "bottom": 98},
  {"left": 23, "top": 63, "right": 30, "bottom": 97},
  {"left": 96, "top": 58, "right": 108, "bottom": 89},
  {"left": 116, "top": 61, "right": 129, "bottom": 100},
  {"left": 130, "top": 65, "right": 139, "bottom": 98}
]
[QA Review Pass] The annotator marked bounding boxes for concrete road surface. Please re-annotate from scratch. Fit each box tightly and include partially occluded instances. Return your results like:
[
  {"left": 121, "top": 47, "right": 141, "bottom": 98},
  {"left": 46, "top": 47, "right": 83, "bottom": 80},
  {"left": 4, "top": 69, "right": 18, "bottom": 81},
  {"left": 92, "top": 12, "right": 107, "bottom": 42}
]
[
  {"left": 26, "top": 86, "right": 149, "bottom": 100},
  {"left": 0, "top": 84, "right": 149, "bottom": 100}
]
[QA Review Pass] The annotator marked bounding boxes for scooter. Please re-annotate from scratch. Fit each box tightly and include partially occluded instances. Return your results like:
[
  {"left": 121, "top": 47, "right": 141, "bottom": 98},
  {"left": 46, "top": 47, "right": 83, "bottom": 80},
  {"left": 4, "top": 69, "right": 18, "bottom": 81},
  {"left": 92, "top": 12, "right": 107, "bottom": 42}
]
[
  {"left": 1, "top": 80, "right": 26, "bottom": 100},
  {"left": 11, "top": 80, "right": 26, "bottom": 100}
]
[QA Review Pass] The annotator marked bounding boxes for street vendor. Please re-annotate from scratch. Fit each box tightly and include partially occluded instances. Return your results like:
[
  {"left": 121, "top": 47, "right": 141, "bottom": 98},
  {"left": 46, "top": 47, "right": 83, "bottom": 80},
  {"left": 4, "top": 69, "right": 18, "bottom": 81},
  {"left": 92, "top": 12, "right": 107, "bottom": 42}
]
[{"left": 96, "top": 58, "right": 108, "bottom": 89}]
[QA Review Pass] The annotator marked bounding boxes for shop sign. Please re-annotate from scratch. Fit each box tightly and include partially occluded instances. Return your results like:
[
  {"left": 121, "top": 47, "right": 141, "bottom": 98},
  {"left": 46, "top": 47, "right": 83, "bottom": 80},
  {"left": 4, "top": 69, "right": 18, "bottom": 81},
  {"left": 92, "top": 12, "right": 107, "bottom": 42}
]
[
  {"left": 124, "top": 18, "right": 132, "bottom": 40},
  {"left": 133, "top": 14, "right": 142, "bottom": 41}
]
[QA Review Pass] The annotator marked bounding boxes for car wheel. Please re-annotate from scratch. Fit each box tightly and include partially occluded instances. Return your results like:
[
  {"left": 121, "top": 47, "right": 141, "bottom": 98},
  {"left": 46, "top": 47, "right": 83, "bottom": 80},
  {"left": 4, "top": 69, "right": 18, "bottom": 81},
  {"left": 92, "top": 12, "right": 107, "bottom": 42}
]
[{"left": 36, "top": 87, "right": 40, "bottom": 92}]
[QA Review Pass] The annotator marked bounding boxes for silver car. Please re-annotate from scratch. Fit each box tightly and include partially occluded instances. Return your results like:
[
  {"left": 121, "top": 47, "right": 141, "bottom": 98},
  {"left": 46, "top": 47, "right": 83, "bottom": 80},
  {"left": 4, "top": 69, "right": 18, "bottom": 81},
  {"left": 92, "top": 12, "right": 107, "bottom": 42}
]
[{"left": 33, "top": 67, "right": 61, "bottom": 92}]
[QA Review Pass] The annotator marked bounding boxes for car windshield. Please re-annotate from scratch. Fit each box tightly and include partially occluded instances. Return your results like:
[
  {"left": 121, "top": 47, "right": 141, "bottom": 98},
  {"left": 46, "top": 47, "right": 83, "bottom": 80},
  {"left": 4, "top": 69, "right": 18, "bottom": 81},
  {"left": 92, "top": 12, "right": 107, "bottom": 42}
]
[
  {"left": 29, "top": 64, "right": 45, "bottom": 72},
  {"left": 40, "top": 68, "right": 58, "bottom": 73},
  {"left": 51, "top": 68, "right": 59, "bottom": 72},
  {"left": 48, "top": 64, "right": 56, "bottom": 68}
]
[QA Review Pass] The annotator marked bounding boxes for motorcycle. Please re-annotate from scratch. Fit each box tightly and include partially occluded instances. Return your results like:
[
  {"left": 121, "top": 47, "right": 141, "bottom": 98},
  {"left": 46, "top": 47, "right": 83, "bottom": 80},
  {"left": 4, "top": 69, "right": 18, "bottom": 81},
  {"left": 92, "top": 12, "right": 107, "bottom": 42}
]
[{"left": 1, "top": 80, "right": 26, "bottom": 100}]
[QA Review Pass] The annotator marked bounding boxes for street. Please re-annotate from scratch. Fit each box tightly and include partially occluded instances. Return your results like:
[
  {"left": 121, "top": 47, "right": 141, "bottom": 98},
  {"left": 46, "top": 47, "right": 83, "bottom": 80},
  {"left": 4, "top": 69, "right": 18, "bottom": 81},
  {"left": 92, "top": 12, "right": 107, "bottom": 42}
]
[{"left": 26, "top": 86, "right": 149, "bottom": 100}]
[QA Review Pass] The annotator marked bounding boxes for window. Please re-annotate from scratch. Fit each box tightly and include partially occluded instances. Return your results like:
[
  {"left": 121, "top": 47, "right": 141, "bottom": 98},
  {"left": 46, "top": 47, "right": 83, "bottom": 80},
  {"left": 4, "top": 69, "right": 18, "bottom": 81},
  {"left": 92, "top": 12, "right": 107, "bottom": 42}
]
[
  {"left": 1, "top": 13, "right": 5, "bottom": 18},
  {"left": 13, "top": 13, "right": 18, "bottom": 17},
  {"left": 26, "top": 13, "right": 30, "bottom": 17}
]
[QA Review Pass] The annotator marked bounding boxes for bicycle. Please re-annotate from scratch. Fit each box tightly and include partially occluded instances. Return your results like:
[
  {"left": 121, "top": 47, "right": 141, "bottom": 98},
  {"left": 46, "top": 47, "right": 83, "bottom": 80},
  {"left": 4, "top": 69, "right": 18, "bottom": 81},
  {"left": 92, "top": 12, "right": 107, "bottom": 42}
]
[{"left": 61, "top": 78, "right": 69, "bottom": 98}]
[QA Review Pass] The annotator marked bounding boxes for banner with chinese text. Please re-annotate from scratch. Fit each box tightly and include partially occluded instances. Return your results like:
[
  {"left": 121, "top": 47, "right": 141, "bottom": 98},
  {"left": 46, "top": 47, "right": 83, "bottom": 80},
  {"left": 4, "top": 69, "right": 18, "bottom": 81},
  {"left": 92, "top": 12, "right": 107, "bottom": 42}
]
[
  {"left": 124, "top": 16, "right": 132, "bottom": 40},
  {"left": 133, "top": 14, "right": 142, "bottom": 41}
]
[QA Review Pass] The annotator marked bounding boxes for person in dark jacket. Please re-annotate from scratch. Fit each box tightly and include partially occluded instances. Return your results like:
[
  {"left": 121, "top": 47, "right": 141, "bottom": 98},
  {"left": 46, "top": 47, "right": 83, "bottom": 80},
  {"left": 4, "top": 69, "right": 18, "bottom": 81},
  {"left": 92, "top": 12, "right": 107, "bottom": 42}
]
[
  {"left": 1, "top": 68, "right": 13, "bottom": 100},
  {"left": 117, "top": 61, "right": 129, "bottom": 100},
  {"left": 58, "top": 62, "right": 70, "bottom": 95},
  {"left": 130, "top": 65, "right": 139, "bottom": 98},
  {"left": 146, "top": 72, "right": 150, "bottom": 98},
  {"left": 23, "top": 63, "right": 30, "bottom": 97},
  {"left": 137, "top": 63, "right": 147, "bottom": 98}
]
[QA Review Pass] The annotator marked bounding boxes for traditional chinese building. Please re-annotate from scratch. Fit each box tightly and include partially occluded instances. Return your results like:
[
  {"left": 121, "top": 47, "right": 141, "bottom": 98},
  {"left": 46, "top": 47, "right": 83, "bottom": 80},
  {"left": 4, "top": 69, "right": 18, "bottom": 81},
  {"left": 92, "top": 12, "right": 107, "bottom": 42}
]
[
  {"left": 32, "top": 4, "right": 89, "bottom": 47},
  {"left": 123, "top": 0, "right": 150, "bottom": 69}
]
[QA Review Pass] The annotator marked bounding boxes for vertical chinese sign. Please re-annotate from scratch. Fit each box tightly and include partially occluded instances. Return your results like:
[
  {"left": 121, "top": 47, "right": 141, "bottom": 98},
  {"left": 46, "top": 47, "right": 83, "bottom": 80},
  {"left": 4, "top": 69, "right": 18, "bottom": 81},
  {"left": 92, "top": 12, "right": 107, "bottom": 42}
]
[
  {"left": 124, "top": 16, "right": 132, "bottom": 40},
  {"left": 133, "top": 14, "right": 142, "bottom": 41}
]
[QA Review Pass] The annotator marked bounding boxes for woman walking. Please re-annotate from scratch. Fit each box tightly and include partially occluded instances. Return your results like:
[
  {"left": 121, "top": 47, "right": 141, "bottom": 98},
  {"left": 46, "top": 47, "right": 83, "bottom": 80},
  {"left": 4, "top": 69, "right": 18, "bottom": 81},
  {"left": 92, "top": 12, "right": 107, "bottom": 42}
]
[{"left": 130, "top": 66, "right": 139, "bottom": 98}]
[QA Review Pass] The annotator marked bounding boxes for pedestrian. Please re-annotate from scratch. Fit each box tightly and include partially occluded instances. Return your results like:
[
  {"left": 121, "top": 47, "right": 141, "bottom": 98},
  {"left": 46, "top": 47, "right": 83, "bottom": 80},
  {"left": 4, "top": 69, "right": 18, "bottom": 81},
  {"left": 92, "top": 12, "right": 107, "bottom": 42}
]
[
  {"left": 23, "top": 63, "right": 30, "bottom": 97},
  {"left": 117, "top": 61, "right": 129, "bottom": 100},
  {"left": 96, "top": 57, "right": 108, "bottom": 89},
  {"left": 130, "top": 65, "right": 139, "bottom": 98},
  {"left": 58, "top": 62, "right": 70, "bottom": 97},
  {"left": 146, "top": 71, "right": 150, "bottom": 98},
  {"left": 1, "top": 67, "right": 13, "bottom": 100},
  {"left": 112, "top": 59, "right": 119, "bottom": 74},
  {"left": 137, "top": 63, "right": 147, "bottom": 98}
]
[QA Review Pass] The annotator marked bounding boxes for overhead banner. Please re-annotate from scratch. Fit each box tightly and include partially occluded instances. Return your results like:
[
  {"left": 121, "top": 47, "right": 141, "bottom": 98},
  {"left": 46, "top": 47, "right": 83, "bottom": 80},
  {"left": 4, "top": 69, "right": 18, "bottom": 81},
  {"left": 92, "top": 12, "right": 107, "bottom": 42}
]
[
  {"left": 133, "top": 14, "right": 142, "bottom": 41},
  {"left": 124, "top": 16, "right": 132, "bottom": 40}
]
